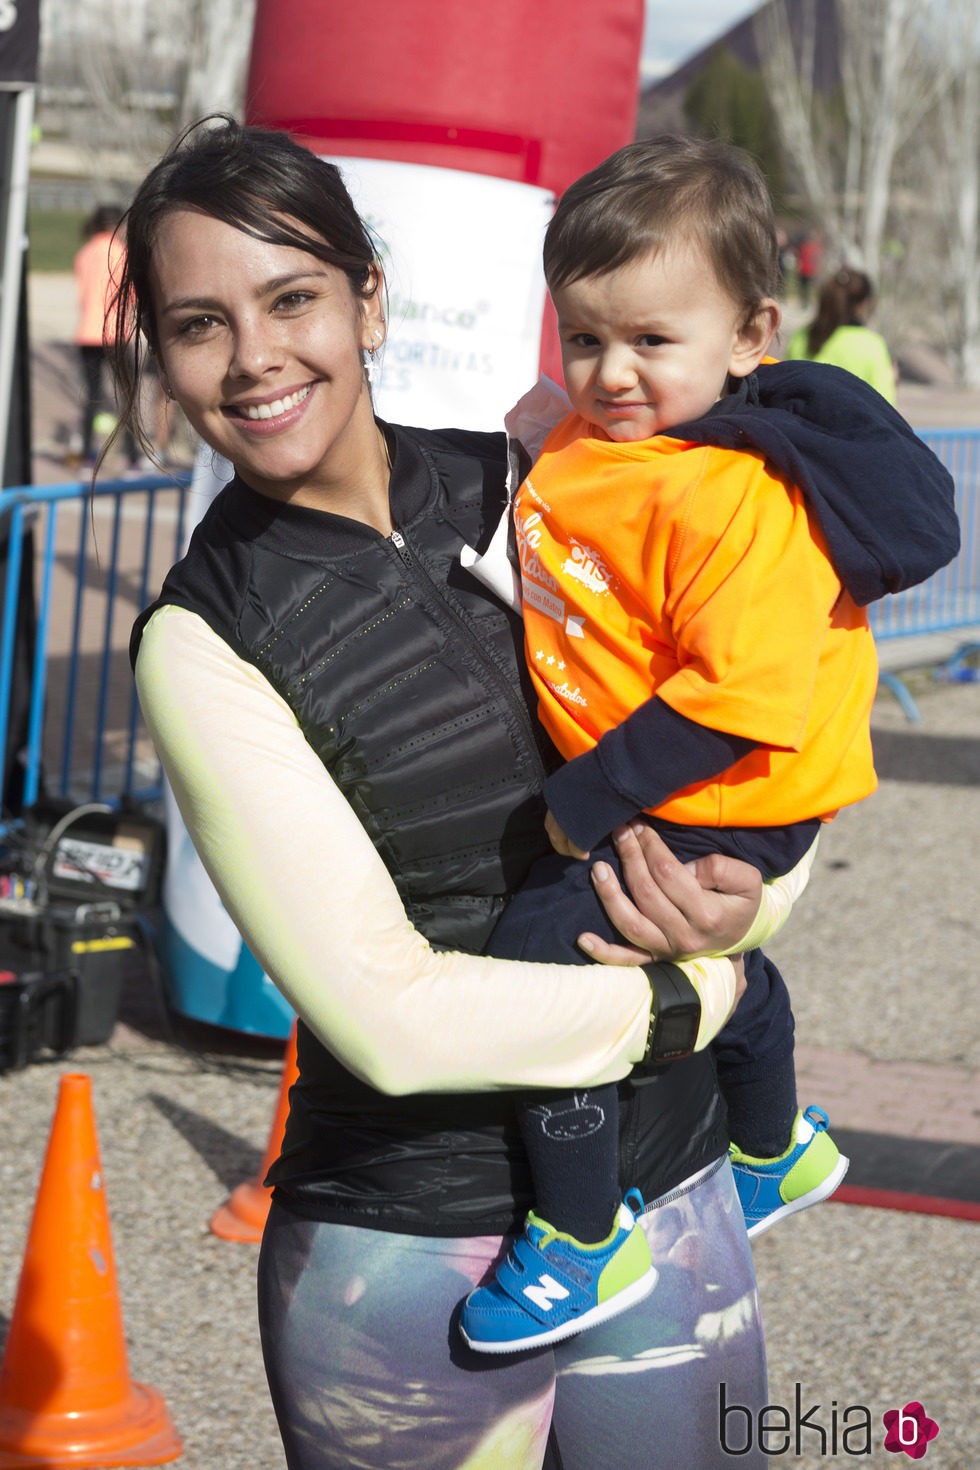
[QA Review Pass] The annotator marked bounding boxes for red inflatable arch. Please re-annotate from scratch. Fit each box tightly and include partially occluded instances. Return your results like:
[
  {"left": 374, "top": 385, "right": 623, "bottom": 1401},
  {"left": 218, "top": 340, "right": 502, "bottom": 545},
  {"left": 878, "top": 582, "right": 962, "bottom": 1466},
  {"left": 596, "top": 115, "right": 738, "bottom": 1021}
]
[{"left": 245, "top": 0, "right": 645, "bottom": 396}]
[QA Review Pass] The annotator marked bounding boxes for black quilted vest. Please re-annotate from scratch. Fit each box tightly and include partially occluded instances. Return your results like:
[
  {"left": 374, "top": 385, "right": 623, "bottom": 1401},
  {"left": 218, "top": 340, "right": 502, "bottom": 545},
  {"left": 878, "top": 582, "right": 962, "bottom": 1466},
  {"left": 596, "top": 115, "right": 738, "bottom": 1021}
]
[
  {"left": 133, "top": 425, "right": 555, "bottom": 948},
  {"left": 132, "top": 423, "right": 725, "bottom": 1235}
]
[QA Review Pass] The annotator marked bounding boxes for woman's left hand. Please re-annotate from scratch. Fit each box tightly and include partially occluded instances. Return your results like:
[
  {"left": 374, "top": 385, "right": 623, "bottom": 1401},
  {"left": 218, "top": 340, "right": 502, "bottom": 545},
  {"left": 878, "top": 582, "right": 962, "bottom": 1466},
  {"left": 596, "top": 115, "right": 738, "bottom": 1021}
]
[{"left": 578, "top": 822, "right": 763, "bottom": 964}]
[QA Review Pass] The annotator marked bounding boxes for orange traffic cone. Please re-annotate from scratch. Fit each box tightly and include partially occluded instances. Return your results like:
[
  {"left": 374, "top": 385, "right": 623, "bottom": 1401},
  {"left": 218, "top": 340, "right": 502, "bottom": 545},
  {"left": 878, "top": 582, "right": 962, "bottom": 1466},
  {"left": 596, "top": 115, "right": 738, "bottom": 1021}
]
[
  {"left": 210, "top": 1021, "right": 298, "bottom": 1242},
  {"left": 0, "top": 1072, "right": 182, "bottom": 1467}
]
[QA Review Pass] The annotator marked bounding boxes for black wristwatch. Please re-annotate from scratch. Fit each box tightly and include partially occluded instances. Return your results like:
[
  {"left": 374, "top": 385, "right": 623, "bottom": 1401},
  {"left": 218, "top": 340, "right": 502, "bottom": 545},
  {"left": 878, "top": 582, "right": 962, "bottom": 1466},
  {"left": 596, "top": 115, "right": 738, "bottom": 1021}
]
[{"left": 641, "top": 963, "right": 702, "bottom": 1063}]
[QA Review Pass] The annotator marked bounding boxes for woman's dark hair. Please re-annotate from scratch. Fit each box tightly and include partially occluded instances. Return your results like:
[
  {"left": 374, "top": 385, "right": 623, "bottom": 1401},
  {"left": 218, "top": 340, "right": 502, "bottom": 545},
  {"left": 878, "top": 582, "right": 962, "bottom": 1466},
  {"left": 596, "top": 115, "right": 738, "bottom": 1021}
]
[
  {"left": 805, "top": 267, "right": 875, "bottom": 356},
  {"left": 543, "top": 135, "right": 780, "bottom": 320},
  {"left": 106, "top": 114, "right": 383, "bottom": 462}
]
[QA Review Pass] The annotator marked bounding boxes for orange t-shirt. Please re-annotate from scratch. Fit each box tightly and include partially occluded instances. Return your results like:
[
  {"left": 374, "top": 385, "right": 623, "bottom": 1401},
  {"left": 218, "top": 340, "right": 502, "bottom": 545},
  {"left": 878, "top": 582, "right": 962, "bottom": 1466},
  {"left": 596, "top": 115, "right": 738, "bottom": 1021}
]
[
  {"left": 514, "top": 414, "right": 878, "bottom": 827},
  {"left": 74, "top": 231, "right": 126, "bottom": 348}
]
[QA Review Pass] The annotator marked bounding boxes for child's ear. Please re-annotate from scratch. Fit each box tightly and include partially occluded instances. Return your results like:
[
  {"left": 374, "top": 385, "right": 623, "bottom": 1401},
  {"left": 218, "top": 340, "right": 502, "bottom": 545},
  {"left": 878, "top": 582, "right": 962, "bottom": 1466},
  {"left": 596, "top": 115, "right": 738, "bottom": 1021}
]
[{"left": 729, "top": 300, "right": 781, "bottom": 378}]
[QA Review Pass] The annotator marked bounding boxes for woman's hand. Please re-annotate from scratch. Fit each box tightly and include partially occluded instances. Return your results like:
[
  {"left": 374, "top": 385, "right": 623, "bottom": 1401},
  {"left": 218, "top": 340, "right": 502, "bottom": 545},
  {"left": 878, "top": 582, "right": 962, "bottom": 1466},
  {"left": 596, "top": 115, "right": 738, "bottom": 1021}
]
[{"left": 577, "top": 822, "right": 763, "bottom": 964}]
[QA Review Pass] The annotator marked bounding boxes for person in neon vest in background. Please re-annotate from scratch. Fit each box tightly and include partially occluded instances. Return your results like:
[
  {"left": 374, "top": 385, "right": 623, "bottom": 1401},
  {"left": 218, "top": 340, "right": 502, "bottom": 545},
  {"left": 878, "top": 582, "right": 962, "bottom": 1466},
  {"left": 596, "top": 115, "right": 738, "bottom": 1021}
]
[{"left": 786, "top": 266, "right": 897, "bottom": 405}]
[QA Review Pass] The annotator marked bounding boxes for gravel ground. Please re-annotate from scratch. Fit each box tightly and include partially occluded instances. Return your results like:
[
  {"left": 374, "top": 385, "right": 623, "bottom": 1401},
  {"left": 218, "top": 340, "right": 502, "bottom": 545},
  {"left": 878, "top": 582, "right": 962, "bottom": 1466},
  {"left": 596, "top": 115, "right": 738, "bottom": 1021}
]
[
  {"left": 0, "top": 677, "right": 977, "bottom": 1469},
  {"left": 766, "top": 675, "right": 980, "bottom": 1070},
  {"left": 0, "top": 1015, "right": 288, "bottom": 1468},
  {"left": 743, "top": 675, "right": 980, "bottom": 1470}
]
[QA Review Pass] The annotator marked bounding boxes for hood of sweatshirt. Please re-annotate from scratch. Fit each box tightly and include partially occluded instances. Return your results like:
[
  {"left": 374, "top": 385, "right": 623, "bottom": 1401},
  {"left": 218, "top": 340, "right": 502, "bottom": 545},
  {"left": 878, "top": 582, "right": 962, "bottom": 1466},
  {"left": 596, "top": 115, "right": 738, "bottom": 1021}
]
[{"left": 670, "top": 359, "right": 960, "bottom": 606}]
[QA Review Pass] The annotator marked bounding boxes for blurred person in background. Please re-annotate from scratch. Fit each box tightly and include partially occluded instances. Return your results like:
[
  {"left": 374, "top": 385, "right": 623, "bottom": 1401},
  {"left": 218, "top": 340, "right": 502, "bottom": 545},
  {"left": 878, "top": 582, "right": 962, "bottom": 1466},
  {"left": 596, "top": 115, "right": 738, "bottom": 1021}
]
[
  {"left": 785, "top": 267, "right": 897, "bottom": 405},
  {"left": 793, "top": 230, "right": 823, "bottom": 307},
  {"left": 74, "top": 203, "right": 151, "bottom": 471}
]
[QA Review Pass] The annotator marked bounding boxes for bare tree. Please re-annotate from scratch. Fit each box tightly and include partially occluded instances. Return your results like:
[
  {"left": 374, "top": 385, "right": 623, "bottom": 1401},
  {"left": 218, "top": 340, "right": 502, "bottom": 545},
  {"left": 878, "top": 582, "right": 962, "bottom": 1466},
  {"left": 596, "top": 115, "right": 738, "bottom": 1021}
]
[
  {"left": 837, "top": 0, "right": 939, "bottom": 277},
  {"left": 754, "top": 0, "right": 980, "bottom": 381},
  {"left": 46, "top": 0, "right": 258, "bottom": 186},
  {"left": 757, "top": 0, "right": 939, "bottom": 280},
  {"left": 175, "top": 0, "right": 258, "bottom": 133},
  {"left": 755, "top": 0, "right": 845, "bottom": 253},
  {"left": 933, "top": 0, "right": 980, "bottom": 385}
]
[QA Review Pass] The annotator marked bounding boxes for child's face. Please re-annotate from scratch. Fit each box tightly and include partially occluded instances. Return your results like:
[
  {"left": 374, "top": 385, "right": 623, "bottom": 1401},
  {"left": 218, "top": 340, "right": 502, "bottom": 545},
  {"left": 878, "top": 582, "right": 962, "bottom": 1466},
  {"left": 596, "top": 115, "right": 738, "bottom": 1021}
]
[{"left": 552, "top": 242, "right": 777, "bottom": 442}]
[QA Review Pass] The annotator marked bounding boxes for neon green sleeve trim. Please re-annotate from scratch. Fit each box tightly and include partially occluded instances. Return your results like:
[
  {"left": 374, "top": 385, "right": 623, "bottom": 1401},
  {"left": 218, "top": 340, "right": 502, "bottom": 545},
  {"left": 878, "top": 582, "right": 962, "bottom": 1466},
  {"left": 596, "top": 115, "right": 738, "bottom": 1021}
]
[
  {"left": 677, "top": 841, "right": 819, "bottom": 1048},
  {"left": 711, "top": 837, "right": 819, "bottom": 958},
  {"left": 683, "top": 956, "right": 737, "bottom": 1051},
  {"left": 136, "top": 605, "right": 685, "bottom": 1095}
]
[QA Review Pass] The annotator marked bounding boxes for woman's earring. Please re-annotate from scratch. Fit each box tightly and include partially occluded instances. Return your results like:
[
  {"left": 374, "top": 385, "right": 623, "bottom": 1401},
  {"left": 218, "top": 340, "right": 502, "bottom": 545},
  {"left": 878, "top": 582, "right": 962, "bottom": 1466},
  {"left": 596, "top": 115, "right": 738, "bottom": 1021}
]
[{"left": 366, "top": 330, "right": 383, "bottom": 386}]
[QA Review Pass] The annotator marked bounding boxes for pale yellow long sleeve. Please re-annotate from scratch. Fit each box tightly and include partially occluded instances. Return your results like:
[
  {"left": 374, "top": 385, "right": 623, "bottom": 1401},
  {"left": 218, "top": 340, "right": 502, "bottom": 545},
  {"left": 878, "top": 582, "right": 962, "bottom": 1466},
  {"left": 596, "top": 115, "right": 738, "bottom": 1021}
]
[
  {"left": 722, "top": 838, "right": 817, "bottom": 956},
  {"left": 135, "top": 605, "right": 769, "bottom": 1095}
]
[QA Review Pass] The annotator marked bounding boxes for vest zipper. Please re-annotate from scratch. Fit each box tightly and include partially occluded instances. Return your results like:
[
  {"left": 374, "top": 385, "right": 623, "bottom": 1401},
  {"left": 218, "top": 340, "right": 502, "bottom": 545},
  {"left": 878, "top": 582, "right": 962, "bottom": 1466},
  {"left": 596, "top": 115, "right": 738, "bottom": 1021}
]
[{"left": 388, "top": 524, "right": 548, "bottom": 782}]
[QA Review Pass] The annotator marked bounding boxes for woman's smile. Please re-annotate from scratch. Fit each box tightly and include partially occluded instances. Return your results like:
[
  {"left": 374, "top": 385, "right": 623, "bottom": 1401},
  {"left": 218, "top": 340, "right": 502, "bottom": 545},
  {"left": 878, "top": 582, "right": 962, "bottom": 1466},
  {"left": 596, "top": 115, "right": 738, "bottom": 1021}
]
[
  {"left": 224, "top": 382, "right": 315, "bottom": 429},
  {"left": 151, "top": 208, "right": 387, "bottom": 516}
]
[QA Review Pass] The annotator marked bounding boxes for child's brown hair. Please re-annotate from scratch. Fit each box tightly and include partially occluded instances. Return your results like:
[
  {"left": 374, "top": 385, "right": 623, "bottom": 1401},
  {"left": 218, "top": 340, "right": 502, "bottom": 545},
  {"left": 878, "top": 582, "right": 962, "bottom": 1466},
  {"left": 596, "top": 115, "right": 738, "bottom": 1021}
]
[{"left": 543, "top": 135, "right": 780, "bottom": 320}]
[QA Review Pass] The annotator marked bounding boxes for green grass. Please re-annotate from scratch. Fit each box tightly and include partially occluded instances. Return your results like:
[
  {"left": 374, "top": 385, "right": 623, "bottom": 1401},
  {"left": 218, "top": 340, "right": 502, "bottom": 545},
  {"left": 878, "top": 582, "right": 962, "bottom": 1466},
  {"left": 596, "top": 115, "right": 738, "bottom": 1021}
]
[{"left": 27, "top": 207, "right": 87, "bottom": 272}]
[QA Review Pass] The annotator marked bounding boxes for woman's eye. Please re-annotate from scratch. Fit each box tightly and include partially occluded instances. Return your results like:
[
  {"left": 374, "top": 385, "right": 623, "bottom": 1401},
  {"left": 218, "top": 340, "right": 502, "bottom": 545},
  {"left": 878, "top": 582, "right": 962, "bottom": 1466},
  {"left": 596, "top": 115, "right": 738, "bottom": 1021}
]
[
  {"left": 275, "top": 291, "right": 314, "bottom": 312},
  {"left": 178, "top": 314, "right": 219, "bottom": 338}
]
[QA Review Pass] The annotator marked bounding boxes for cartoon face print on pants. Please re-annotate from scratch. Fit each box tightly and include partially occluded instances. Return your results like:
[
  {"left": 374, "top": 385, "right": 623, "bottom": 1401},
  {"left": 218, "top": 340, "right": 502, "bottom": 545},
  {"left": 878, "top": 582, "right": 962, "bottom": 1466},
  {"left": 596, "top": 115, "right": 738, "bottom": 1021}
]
[{"left": 527, "top": 1092, "right": 606, "bottom": 1141}]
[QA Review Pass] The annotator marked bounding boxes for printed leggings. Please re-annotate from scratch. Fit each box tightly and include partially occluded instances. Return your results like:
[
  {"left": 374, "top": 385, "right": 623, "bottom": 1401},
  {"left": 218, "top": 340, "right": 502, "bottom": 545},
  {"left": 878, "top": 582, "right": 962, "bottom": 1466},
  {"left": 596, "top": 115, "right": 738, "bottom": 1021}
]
[{"left": 257, "top": 1156, "right": 768, "bottom": 1470}]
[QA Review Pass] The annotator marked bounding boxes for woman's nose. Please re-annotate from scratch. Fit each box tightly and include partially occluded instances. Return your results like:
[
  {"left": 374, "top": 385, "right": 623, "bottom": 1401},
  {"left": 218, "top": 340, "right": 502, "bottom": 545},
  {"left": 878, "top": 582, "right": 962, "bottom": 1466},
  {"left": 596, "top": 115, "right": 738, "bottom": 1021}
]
[{"left": 228, "top": 318, "right": 280, "bottom": 379}]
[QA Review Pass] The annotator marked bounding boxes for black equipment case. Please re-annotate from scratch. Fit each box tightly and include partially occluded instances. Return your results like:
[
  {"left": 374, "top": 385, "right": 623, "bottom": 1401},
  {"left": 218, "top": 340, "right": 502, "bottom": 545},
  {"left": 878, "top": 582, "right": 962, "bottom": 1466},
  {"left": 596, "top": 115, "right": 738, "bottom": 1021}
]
[{"left": 0, "top": 802, "right": 165, "bottom": 1072}]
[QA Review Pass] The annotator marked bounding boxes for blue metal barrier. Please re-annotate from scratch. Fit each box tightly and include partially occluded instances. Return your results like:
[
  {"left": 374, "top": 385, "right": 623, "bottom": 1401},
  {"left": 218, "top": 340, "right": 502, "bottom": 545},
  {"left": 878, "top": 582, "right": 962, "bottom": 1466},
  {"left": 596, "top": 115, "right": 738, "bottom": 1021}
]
[
  {"left": 868, "top": 429, "right": 980, "bottom": 719},
  {"left": 0, "top": 470, "right": 193, "bottom": 834},
  {"left": 0, "top": 466, "right": 295, "bottom": 1041}
]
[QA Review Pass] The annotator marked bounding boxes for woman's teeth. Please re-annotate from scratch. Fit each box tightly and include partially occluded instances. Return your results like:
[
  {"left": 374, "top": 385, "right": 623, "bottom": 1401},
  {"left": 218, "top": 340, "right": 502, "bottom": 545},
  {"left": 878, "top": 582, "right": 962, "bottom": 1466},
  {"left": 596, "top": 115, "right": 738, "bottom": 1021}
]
[{"left": 241, "top": 386, "right": 311, "bottom": 421}]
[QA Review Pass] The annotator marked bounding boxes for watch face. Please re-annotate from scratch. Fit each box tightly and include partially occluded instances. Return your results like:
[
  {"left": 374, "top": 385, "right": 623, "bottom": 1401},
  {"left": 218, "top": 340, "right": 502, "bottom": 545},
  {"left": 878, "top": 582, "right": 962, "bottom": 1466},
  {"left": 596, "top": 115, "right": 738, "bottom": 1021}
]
[{"left": 652, "top": 1003, "right": 701, "bottom": 1061}]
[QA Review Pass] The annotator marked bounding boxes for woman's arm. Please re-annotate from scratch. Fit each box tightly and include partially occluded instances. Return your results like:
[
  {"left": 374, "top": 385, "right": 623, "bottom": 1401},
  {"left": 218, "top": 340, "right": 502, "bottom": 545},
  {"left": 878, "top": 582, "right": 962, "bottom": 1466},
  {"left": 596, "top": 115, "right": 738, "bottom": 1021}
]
[{"left": 136, "top": 607, "right": 752, "bottom": 1094}]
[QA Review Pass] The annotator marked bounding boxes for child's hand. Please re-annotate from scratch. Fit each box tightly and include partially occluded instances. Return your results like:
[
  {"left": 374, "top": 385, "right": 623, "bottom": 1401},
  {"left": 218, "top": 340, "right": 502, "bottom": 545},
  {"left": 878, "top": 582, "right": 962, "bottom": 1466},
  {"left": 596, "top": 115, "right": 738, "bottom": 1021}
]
[{"left": 545, "top": 808, "right": 590, "bottom": 860}]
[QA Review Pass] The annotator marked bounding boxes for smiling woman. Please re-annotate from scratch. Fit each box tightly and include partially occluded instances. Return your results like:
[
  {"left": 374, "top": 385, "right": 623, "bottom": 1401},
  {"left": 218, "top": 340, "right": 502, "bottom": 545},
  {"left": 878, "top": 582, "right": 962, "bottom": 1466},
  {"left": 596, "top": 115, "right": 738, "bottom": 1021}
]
[
  {"left": 110, "top": 115, "right": 795, "bottom": 1470},
  {"left": 147, "top": 213, "right": 389, "bottom": 519}
]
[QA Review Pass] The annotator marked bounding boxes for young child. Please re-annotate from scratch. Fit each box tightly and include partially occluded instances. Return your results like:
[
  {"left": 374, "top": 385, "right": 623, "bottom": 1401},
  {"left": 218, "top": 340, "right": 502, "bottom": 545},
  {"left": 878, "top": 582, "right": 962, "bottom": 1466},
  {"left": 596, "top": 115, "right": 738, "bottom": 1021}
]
[{"left": 460, "top": 136, "right": 958, "bottom": 1353}]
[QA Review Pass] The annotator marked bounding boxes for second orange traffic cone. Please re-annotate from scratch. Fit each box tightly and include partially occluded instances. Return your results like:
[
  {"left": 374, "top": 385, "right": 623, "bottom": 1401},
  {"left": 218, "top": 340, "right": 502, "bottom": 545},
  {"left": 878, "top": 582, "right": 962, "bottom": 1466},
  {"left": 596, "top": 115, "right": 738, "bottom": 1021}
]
[
  {"left": 0, "top": 1072, "right": 182, "bottom": 1467},
  {"left": 210, "top": 1021, "right": 298, "bottom": 1242}
]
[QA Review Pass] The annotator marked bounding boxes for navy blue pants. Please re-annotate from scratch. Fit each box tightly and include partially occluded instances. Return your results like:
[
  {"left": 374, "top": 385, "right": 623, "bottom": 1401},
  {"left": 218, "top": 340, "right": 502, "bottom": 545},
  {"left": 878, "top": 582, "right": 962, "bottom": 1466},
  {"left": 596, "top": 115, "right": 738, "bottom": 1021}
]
[{"left": 488, "top": 818, "right": 819, "bottom": 1238}]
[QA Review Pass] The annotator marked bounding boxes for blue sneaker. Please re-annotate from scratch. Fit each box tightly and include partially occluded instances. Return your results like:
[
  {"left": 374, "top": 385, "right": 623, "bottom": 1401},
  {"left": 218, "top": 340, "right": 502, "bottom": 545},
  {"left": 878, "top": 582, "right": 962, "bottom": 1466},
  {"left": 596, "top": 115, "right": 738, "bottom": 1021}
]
[
  {"left": 459, "top": 1188, "right": 657, "bottom": 1354},
  {"left": 730, "top": 1104, "right": 849, "bottom": 1238}
]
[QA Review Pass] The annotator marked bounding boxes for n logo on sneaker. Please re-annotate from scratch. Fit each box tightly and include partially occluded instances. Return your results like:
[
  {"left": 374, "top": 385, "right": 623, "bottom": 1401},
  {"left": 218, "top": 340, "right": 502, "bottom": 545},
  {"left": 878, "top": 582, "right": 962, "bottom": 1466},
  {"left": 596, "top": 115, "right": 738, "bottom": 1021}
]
[{"left": 523, "top": 1274, "right": 570, "bottom": 1313}]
